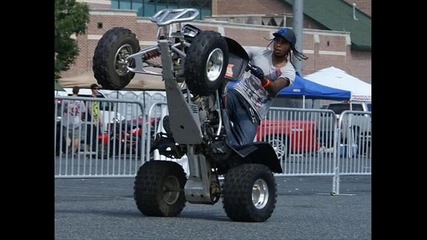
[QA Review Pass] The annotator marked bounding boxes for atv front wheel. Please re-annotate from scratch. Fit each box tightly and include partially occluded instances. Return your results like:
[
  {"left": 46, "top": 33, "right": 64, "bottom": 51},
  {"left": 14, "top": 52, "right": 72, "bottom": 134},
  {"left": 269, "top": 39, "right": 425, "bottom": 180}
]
[
  {"left": 222, "top": 163, "right": 277, "bottom": 222},
  {"left": 93, "top": 27, "right": 140, "bottom": 90},
  {"left": 184, "top": 31, "right": 229, "bottom": 96},
  {"left": 134, "top": 160, "right": 187, "bottom": 217}
]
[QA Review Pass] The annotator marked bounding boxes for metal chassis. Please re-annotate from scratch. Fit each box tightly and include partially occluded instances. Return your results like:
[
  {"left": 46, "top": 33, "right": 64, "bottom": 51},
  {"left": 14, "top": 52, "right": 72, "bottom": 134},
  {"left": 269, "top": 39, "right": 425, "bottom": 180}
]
[{"left": 158, "top": 40, "right": 218, "bottom": 204}]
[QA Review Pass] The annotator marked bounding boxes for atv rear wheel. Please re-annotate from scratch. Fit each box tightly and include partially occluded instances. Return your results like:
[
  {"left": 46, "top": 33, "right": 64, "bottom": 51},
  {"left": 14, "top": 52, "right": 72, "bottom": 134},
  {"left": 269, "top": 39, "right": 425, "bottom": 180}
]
[
  {"left": 134, "top": 160, "right": 187, "bottom": 217},
  {"left": 184, "top": 31, "right": 229, "bottom": 96},
  {"left": 93, "top": 27, "right": 140, "bottom": 90},
  {"left": 222, "top": 163, "right": 277, "bottom": 222}
]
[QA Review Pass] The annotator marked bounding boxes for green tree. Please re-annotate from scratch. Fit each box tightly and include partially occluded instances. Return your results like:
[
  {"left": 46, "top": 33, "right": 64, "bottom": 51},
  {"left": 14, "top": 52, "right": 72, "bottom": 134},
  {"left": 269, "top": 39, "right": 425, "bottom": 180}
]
[{"left": 54, "top": 0, "right": 90, "bottom": 80}]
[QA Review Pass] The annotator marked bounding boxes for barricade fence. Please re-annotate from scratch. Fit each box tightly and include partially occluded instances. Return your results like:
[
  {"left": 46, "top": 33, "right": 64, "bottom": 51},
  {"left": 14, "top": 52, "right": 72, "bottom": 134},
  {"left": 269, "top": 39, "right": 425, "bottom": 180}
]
[
  {"left": 54, "top": 95, "right": 371, "bottom": 194},
  {"left": 332, "top": 110, "right": 372, "bottom": 194},
  {"left": 55, "top": 96, "right": 147, "bottom": 177}
]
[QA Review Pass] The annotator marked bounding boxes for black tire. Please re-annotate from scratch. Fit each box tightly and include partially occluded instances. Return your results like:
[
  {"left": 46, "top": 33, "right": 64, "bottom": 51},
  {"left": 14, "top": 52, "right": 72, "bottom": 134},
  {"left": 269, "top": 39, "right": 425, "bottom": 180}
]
[
  {"left": 93, "top": 27, "right": 140, "bottom": 90},
  {"left": 184, "top": 31, "right": 229, "bottom": 96},
  {"left": 268, "top": 135, "right": 290, "bottom": 159},
  {"left": 222, "top": 164, "right": 277, "bottom": 222},
  {"left": 134, "top": 160, "right": 187, "bottom": 217}
]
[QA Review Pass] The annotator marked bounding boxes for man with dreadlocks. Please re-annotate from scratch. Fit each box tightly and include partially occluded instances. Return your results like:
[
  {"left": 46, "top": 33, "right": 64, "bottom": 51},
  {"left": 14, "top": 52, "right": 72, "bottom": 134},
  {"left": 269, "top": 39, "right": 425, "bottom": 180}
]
[{"left": 226, "top": 27, "right": 308, "bottom": 146}]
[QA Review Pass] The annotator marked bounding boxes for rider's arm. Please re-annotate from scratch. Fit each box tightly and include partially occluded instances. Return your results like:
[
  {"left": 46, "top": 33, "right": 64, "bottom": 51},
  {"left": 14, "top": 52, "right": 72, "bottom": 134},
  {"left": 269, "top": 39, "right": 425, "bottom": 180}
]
[{"left": 260, "top": 77, "right": 289, "bottom": 96}]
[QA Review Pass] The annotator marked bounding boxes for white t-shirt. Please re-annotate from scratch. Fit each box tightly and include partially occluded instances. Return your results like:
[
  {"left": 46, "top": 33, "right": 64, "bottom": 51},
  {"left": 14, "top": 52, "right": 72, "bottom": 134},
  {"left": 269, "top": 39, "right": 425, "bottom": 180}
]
[
  {"left": 234, "top": 46, "right": 296, "bottom": 119},
  {"left": 61, "top": 99, "right": 86, "bottom": 128}
]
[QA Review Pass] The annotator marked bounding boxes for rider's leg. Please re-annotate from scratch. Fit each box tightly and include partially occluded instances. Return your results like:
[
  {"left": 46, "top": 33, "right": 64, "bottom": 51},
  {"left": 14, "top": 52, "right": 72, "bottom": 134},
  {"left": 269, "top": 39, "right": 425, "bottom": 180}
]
[{"left": 226, "top": 89, "right": 259, "bottom": 146}]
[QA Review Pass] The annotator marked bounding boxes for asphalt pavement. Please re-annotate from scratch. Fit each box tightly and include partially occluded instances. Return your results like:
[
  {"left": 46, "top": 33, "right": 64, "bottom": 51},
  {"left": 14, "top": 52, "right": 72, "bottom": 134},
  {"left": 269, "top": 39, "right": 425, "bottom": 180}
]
[{"left": 55, "top": 175, "right": 371, "bottom": 240}]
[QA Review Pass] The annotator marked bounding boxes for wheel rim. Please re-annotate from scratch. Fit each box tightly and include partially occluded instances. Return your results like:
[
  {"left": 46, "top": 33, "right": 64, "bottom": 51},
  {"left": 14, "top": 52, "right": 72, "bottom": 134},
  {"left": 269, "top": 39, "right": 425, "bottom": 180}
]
[
  {"left": 162, "top": 175, "right": 181, "bottom": 204},
  {"left": 252, "top": 179, "right": 269, "bottom": 209},
  {"left": 114, "top": 44, "right": 134, "bottom": 76},
  {"left": 205, "top": 48, "right": 224, "bottom": 81},
  {"left": 270, "top": 138, "right": 287, "bottom": 159}
]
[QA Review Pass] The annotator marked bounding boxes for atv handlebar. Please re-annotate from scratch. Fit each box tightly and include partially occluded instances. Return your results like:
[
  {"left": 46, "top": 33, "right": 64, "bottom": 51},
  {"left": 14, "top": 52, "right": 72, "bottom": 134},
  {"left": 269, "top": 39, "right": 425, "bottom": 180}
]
[{"left": 150, "top": 8, "right": 200, "bottom": 26}]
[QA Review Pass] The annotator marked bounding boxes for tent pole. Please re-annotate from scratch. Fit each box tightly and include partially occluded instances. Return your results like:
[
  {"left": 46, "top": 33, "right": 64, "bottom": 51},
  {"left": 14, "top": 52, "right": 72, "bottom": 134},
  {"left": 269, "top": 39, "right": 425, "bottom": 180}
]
[{"left": 303, "top": 96, "right": 305, "bottom": 109}]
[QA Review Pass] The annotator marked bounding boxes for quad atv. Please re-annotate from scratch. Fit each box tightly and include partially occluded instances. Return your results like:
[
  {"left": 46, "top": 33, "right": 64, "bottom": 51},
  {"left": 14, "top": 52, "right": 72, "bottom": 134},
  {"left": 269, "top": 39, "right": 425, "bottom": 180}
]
[{"left": 93, "top": 8, "right": 283, "bottom": 222}]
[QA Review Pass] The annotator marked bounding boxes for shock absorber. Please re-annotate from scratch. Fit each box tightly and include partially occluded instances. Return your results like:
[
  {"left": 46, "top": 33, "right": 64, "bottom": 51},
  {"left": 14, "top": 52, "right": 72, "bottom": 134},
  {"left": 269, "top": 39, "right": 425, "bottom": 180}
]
[
  {"left": 144, "top": 49, "right": 161, "bottom": 60},
  {"left": 139, "top": 48, "right": 162, "bottom": 69}
]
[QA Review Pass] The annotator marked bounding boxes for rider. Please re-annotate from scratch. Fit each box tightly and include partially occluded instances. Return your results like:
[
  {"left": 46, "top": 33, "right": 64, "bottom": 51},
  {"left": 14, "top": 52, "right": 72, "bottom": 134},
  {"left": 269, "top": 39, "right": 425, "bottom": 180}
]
[{"left": 226, "top": 27, "right": 308, "bottom": 146}]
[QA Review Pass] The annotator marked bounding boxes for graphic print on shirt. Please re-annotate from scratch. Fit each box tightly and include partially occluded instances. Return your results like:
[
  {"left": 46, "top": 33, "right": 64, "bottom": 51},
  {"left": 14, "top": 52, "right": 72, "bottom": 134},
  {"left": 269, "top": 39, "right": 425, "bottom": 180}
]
[
  {"left": 64, "top": 101, "right": 82, "bottom": 116},
  {"left": 62, "top": 100, "right": 86, "bottom": 128}
]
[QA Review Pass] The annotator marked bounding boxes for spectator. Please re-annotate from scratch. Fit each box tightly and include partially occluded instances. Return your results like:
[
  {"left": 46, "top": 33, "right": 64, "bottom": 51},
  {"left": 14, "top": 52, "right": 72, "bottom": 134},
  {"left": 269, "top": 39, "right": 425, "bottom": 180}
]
[
  {"left": 85, "top": 83, "right": 103, "bottom": 152},
  {"left": 226, "top": 27, "right": 308, "bottom": 146},
  {"left": 62, "top": 86, "right": 86, "bottom": 156}
]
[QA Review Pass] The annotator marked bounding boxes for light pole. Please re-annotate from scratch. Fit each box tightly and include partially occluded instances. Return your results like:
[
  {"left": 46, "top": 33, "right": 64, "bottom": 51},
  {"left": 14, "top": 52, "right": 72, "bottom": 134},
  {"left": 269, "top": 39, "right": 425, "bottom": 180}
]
[{"left": 292, "top": 0, "right": 304, "bottom": 74}]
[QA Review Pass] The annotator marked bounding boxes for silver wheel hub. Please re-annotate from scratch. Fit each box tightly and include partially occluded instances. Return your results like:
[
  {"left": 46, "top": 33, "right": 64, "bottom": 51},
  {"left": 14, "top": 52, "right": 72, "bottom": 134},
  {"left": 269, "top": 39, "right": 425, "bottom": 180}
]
[
  {"left": 114, "top": 44, "right": 133, "bottom": 76},
  {"left": 252, "top": 179, "right": 269, "bottom": 209},
  {"left": 205, "top": 48, "right": 224, "bottom": 81}
]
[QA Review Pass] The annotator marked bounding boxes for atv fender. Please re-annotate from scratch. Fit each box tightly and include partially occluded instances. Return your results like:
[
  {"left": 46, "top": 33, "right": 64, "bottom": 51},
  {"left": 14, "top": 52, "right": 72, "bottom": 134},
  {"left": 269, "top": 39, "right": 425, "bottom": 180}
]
[
  {"left": 231, "top": 142, "right": 283, "bottom": 173},
  {"left": 223, "top": 37, "right": 249, "bottom": 82}
]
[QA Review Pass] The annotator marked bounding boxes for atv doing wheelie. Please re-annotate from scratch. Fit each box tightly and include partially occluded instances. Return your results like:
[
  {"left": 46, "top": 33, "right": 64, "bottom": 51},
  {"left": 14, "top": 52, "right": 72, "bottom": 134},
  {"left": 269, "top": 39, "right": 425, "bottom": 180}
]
[{"left": 93, "top": 8, "right": 283, "bottom": 222}]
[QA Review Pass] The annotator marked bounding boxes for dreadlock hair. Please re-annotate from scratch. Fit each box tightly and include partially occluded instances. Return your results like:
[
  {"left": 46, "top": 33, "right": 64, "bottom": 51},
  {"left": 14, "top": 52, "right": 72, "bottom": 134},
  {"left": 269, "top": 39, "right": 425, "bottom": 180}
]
[{"left": 290, "top": 45, "right": 308, "bottom": 61}]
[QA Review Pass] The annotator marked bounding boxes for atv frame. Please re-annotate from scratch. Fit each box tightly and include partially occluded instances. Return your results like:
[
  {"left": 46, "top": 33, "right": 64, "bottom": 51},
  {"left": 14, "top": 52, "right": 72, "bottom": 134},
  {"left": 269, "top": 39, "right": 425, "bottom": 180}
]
[{"left": 93, "top": 8, "right": 283, "bottom": 222}]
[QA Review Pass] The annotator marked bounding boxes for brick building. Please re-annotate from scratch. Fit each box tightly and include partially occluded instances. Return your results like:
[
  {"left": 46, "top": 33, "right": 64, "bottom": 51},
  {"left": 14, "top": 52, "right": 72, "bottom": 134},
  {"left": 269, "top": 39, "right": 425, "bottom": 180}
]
[{"left": 60, "top": 0, "right": 371, "bottom": 86}]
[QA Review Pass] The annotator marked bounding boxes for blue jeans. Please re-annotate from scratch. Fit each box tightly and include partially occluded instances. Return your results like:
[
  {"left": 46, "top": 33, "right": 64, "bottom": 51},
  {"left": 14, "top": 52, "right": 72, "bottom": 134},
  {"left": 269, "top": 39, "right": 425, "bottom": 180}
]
[{"left": 226, "top": 88, "right": 259, "bottom": 146}]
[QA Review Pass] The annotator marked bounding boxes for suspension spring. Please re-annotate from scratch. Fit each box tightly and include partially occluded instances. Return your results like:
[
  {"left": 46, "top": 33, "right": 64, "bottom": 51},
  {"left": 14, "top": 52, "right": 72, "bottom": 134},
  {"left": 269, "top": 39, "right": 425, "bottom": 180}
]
[{"left": 144, "top": 49, "right": 161, "bottom": 60}]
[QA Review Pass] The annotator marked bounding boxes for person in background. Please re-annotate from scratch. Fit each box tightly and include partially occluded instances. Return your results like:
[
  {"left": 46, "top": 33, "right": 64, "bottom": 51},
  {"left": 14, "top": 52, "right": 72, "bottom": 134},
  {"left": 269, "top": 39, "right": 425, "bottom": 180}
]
[
  {"left": 62, "top": 86, "right": 86, "bottom": 156},
  {"left": 85, "top": 83, "right": 103, "bottom": 152},
  {"left": 226, "top": 27, "right": 308, "bottom": 146}
]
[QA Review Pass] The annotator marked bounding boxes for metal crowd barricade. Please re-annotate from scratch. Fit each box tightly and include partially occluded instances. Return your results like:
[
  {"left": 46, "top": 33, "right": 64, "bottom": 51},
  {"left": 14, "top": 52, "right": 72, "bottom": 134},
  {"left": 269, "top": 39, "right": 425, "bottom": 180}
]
[
  {"left": 260, "top": 107, "right": 338, "bottom": 176},
  {"left": 55, "top": 96, "right": 148, "bottom": 178},
  {"left": 331, "top": 110, "right": 372, "bottom": 194},
  {"left": 55, "top": 94, "right": 371, "bottom": 194}
]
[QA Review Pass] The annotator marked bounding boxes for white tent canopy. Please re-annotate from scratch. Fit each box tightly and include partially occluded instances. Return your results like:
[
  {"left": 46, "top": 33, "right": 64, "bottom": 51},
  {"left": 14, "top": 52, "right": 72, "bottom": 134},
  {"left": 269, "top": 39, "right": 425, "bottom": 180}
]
[{"left": 304, "top": 67, "right": 371, "bottom": 102}]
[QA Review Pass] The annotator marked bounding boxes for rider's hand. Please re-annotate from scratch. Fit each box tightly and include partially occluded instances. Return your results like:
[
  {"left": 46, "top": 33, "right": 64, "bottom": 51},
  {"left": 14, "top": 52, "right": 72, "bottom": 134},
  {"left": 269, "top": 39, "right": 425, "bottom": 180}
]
[{"left": 250, "top": 65, "right": 264, "bottom": 80}]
